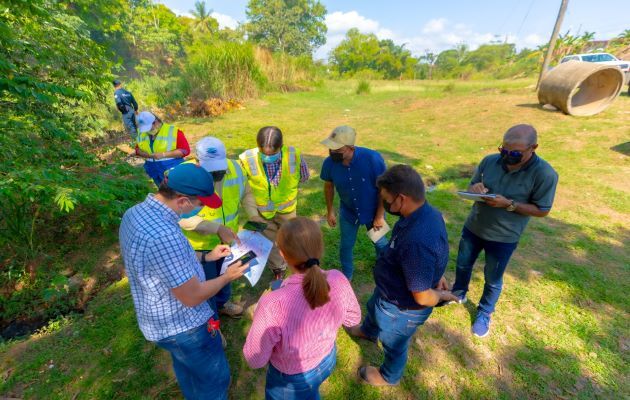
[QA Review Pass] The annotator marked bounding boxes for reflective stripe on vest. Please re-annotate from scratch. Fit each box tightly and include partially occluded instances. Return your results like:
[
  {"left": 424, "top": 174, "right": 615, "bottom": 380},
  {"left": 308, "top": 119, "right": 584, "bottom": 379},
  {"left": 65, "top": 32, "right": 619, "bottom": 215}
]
[
  {"left": 288, "top": 146, "right": 296, "bottom": 175},
  {"left": 223, "top": 159, "right": 246, "bottom": 199},
  {"left": 137, "top": 124, "right": 176, "bottom": 155},
  {"left": 244, "top": 150, "right": 259, "bottom": 177}
]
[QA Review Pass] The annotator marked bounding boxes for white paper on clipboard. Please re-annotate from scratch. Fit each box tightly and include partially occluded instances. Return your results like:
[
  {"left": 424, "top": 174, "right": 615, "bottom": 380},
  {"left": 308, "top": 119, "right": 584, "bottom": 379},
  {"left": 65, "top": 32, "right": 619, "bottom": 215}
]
[
  {"left": 220, "top": 230, "right": 272, "bottom": 287},
  {"left": 457, "top": 191, "right": 497, "bottom": 202}
]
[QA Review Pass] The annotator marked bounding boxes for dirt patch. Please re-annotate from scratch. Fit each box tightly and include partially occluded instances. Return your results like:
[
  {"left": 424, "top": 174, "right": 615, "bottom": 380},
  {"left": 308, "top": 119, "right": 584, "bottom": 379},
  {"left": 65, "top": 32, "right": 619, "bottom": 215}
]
[{"left": 402, "top": 99, "right": 430, "bottom": 112}]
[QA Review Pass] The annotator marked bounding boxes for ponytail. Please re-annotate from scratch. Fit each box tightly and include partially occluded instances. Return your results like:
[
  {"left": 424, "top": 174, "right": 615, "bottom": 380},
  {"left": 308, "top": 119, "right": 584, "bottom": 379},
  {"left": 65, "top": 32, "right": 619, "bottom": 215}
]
[
  {"left": 276, "top": 217, "right": 330, "bottom": 310},
  {"left": 301, "top": 260, "right": 330, "bottom": 310}
]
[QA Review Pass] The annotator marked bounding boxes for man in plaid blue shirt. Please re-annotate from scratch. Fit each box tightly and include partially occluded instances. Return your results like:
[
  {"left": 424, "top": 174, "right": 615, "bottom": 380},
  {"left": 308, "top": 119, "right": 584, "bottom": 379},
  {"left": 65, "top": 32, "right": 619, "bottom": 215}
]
[{"left": 120, "top": 163, "right": 249, "bottom": 400}]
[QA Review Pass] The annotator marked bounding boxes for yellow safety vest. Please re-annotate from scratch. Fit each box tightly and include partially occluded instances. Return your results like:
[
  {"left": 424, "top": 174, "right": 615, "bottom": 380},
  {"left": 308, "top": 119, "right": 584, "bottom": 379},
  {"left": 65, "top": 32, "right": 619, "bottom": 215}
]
[
  {"left": 239, "top": 145, "right": 300, "bottom": 219},
  {"left": 137, "top": 124, "right": 178, "bottom": 156},
  {"left": 182, "top": 159, "right": 246, "bottom": 251}
]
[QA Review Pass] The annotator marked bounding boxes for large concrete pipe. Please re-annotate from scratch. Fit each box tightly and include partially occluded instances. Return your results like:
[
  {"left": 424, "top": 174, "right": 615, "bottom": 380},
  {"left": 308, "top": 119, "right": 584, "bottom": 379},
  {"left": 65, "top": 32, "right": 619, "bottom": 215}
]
[{"left": 537, "top": 61, "right": 624, "bottom": 116}]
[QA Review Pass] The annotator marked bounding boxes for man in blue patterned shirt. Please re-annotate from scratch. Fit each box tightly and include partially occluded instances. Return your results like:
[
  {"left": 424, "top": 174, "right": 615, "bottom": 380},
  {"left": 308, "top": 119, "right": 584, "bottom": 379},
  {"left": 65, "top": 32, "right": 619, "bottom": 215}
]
[{"left": 119, "top": 162, "right": 249, "bottom": 400}]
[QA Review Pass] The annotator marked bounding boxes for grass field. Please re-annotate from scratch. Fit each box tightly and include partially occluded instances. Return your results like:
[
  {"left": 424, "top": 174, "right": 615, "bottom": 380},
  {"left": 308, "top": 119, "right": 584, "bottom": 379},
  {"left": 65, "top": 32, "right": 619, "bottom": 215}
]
[{"left": 1, "top": 79, "right": 629, "bottom": 399}]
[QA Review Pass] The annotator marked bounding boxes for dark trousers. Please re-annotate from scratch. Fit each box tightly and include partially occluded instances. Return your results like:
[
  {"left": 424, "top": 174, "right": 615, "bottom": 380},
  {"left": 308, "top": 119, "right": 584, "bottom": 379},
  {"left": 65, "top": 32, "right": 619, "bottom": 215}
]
[
  {"left": 452, "top": 227, "right": 518, "bottom": 315},
  {"left": 201, "top": 258, "right": 232, "bottom": 315}
]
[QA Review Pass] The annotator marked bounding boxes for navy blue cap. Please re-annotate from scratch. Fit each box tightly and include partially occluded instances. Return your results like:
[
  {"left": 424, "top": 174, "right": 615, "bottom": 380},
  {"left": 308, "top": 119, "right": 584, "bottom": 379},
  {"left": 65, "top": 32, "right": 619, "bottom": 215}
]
[
  {"left": 165, "top": 163, "right": 222, "bottom": 208},
  {"left": 112, "top": 79, "right": 121, "bottom": 86}
]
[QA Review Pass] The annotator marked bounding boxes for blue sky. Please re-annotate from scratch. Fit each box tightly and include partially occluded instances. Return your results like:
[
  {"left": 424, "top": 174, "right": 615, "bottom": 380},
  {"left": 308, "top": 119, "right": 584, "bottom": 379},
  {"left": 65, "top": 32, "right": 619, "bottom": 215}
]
[{"left": 160, "top": 0, "right": 629, "bottom": 59}]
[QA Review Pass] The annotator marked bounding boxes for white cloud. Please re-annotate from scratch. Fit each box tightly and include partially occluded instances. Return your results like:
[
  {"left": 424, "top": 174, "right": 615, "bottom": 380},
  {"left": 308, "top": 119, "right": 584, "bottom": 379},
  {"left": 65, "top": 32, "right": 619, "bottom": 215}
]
[
  {"left": 318, "top": 11, "right": 550, "bottom": 61},
  {"left": 326, "top": 11, "right": 380, "bottom": 34},
  {"left": 524, "top": 33, "right": 545, "bottom": 47},
  {"left": 422, "top": 18, "right": 447, "bottom": 34},
  {"left": 211, "top": 12, "right": 239, "bottom": 30}
]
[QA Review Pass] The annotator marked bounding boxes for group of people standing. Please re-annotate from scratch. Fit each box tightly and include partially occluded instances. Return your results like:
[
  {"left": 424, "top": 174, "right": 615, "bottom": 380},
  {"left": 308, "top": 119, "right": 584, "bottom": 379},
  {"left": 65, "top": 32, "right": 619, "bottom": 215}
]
[{"left": 117, "top": 78, "right": 558, "bottom": 399}]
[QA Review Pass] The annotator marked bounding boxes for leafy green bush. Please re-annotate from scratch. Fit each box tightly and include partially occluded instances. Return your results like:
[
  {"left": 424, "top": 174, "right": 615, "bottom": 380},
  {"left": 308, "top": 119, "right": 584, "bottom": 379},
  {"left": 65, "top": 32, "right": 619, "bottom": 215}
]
[
  {"left": 180, "top": 40, "right": 266, "bottom": 100},
  {"left": 355, "top": 79, "right": 371, "bottom": 95},
  {"left": 0, "top": 0, "right": 151, "bottom": 328}
]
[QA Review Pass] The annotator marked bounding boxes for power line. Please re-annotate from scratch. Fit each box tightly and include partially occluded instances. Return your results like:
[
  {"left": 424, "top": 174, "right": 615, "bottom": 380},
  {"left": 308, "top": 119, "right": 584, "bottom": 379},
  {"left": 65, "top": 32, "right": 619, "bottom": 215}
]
[
  {"left": 516, "top": 0, "right": 536, "bottom": 38},
  {"left": 497, "top": 0, "right": 520, "bottom": 33}
]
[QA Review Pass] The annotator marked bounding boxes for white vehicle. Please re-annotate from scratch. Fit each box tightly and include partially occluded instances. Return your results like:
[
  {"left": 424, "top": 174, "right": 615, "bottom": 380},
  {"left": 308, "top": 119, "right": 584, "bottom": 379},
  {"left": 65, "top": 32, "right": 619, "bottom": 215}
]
[{"left": 561, "top": 53, "right": 630, "bottom": 89}]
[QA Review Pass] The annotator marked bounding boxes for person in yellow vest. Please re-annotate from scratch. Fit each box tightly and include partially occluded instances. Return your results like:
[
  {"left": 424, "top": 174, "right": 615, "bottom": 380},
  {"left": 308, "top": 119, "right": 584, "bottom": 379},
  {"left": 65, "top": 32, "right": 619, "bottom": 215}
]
[
  {"left": 135, "top": 111, "right": 189, "bottom": 186},
  {"left": 179, "top": 137, "right": 250, "bottom": 318},
  {"left": 239, "top": 126, "right": 310, "bottom": 280}
]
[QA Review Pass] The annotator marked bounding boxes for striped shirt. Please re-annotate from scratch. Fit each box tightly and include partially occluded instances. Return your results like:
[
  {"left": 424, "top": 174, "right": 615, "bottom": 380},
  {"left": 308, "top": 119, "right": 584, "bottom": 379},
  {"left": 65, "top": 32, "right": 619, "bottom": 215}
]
[
  {"left": 263, "top": 154, "right": 310, "bottom": 186},
  {"left": 119, "top": 194, "right": 212, "bottom": 342},
  {"left": 243, "top": 269, "right": 361, "bottom": 374}
]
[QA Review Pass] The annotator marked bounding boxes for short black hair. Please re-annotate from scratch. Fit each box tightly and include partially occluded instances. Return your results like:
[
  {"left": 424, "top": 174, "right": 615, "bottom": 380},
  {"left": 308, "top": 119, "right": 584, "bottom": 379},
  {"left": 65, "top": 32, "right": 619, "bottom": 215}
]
[
  {"left": 256, "top": 126, "right": 283, "bottom": 150},
  {"left": 376, "top": 164, "right": 425, "bottom": 201},
  {"left": 504, "top": 124, "right": 537, "bottom": 146}
]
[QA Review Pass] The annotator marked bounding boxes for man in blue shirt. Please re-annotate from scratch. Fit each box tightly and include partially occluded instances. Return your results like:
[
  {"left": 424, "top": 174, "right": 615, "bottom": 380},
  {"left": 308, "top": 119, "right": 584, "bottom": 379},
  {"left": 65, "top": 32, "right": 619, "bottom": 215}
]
[
  {"left": 113, "top": 79, "right": 139, "bottom": 140},
  {"left": 320, "top": 126, "right": 388, "bottom": 280},
  {"left": 345, "top": 164, "right": 457, "bottom": 386},
  {"left": 119, "top": 163, "right": 250, "bottom": 400}
]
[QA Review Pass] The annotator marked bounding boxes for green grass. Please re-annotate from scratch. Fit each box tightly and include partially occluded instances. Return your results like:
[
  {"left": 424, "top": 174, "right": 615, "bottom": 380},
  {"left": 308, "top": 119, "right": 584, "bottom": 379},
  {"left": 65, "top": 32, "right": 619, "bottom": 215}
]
[{"left": 1, "top": 79, "right": 628, "bottom": 399}]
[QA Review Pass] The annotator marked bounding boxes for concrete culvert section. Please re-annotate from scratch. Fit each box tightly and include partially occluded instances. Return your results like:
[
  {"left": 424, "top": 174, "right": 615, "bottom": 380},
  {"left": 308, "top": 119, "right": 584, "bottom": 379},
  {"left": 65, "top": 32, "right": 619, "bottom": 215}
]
[{"left": 537, "top": 61, "right": 625, "bottom": 116}]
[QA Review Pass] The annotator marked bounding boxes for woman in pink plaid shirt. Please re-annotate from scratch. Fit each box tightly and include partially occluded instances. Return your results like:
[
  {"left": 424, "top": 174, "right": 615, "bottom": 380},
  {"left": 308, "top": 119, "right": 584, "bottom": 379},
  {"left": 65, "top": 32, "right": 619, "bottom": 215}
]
[{"left": 243, "top": 217, "right": 361, "bottom": 400}]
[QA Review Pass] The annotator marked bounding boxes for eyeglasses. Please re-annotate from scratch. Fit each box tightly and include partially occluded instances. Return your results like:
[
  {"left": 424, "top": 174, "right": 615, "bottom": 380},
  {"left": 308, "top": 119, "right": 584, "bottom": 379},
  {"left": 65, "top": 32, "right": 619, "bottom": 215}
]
[{"left": 498, "top": 145, "right": 531, "bottom": 158}]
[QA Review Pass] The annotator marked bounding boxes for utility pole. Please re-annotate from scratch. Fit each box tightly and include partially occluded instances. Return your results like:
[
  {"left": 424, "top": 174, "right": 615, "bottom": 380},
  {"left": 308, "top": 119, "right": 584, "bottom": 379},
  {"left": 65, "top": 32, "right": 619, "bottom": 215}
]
[{"left": 536, "top": 0, "right": 569, "bottom": 90}]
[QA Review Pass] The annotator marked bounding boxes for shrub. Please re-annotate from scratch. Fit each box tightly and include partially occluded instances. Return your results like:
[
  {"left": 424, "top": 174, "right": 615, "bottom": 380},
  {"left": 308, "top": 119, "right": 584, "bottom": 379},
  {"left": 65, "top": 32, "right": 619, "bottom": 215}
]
[
  {"left": 356, "top": 79, "right": 371, "bottom": 95},
  {"left": 180, "top": 41, "right": 266, "bottom": 100}
]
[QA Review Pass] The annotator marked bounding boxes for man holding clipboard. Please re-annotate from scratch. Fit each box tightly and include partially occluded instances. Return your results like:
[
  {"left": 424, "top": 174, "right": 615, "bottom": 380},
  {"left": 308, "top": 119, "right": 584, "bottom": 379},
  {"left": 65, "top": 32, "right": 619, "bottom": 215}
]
[
  {"left": 451, "top": 124, "right": 558, "bottom": 338},
  {"left": 320, "top": 126, "right": 389, "bottom": 280}
]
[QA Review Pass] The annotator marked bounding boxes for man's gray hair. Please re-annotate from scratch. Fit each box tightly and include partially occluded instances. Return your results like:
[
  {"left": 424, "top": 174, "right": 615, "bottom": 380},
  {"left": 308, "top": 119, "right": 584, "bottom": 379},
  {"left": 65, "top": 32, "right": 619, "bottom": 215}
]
[{"left": 503, "top": 124, "right": 537, "bottom": 146}]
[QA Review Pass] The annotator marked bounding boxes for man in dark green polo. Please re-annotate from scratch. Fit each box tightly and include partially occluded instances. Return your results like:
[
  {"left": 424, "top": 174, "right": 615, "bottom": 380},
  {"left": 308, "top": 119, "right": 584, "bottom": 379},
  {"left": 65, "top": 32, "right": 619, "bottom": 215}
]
[{"left": 450, "top": 124, "right": 558, "bottom": 337}]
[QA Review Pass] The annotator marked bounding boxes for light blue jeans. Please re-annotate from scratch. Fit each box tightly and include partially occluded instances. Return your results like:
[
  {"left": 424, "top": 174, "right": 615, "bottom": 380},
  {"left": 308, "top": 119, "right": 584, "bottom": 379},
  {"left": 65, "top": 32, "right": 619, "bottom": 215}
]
[
  {"left": 339, "top": 208, "right": 389, "bottom": 280},
  {"left": 265, "top": 346, "right": 337, "bottom": 400},
  {"left": 360, "top": 290, "right": 433, "bottom": 384}
]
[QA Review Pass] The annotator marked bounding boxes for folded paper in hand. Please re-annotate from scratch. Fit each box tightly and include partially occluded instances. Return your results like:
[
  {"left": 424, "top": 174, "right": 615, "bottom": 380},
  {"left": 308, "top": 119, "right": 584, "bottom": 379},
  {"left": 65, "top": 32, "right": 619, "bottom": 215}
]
[{"left": 367, "top": 221, "right": 390, "bottom": 243}]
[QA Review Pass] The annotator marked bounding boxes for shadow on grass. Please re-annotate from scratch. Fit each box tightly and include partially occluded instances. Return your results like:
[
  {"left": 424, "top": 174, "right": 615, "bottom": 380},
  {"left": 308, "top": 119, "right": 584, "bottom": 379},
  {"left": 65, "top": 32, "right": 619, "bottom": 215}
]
[
  {"left": 378, "top": 149, "right": 423, "bottom": 168},
  {"left": 515, "top": 103, "right": 561, "bottom": 113},
  {"left": 610, "top": 141, "right": 630, "bottom": 156}
]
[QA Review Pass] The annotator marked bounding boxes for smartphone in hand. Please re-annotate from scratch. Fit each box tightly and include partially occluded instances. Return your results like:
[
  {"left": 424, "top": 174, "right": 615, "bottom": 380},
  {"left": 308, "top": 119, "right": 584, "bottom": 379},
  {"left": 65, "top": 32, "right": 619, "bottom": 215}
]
[
  {"left": 243, "top": 220, "right": 268, "bottom": 232},
  {"left": 228, "top": 250, "right": 257, "bottom": 268}
]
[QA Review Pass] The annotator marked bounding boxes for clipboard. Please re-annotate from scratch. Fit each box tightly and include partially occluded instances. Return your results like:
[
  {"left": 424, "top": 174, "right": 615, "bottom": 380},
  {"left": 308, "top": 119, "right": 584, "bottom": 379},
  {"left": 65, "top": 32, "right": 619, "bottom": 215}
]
[{"left": 457, "top": 191, "right": 497, "bottom": 201}]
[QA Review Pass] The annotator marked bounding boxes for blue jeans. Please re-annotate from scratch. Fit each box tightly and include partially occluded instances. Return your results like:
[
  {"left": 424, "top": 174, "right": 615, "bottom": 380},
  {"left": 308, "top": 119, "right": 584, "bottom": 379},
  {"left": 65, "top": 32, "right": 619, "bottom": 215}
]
[
  {"left": 265, "top": 346, "right": 337, "bottom": 400},
  {"left": 121, "top": 109, "right": 137, "bottom": 140},
  {"left": 202, "top": 258, "right": 231, "bottom": 315},
  {"left": 452, "top": 227, "right": 519, "bottom": 315},
  {"left": 361, "top": 290, "right": 433, "bottom": 384},
  {"left": 156, "top": 323, "right": 230, "bottom": 400},
  {"left": 143, "top": 158, "right": 184, "bottom": 187},
  {"left": 339, "top": 209, "right": 389, "bottom": 280}
]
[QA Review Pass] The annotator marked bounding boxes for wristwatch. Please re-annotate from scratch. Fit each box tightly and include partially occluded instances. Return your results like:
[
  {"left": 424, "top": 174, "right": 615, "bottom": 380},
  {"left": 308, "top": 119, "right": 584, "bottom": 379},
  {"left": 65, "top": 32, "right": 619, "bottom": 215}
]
[
  {"left": 200, "top": 250, "right": 210, "bottom": 263},
  {"left": 506, "top": 200, "right": 517, "bottom": 212}
]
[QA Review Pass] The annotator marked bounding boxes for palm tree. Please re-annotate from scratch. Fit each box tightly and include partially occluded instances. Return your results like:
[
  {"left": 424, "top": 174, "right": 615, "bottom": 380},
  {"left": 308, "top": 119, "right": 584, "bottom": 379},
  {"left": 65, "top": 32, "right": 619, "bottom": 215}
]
[{"left": 190, "top": 1, "right": 217, "bottom": 33}]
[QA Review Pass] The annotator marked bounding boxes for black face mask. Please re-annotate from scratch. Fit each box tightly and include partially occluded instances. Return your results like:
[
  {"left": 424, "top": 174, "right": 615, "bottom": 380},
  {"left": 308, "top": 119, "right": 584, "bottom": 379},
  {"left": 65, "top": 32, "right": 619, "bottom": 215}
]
[
  {"left": 329, "top": 150, "right": 344, "bottom": 163},
  {"left": 501, "top": 153, "right": 523, "bottom": 165},
  {"left": 211, "top": 170, "right": 227, "bottom": 182},
  {"left": 383, "top": 195, "right": 402, "bottom": 217}
]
